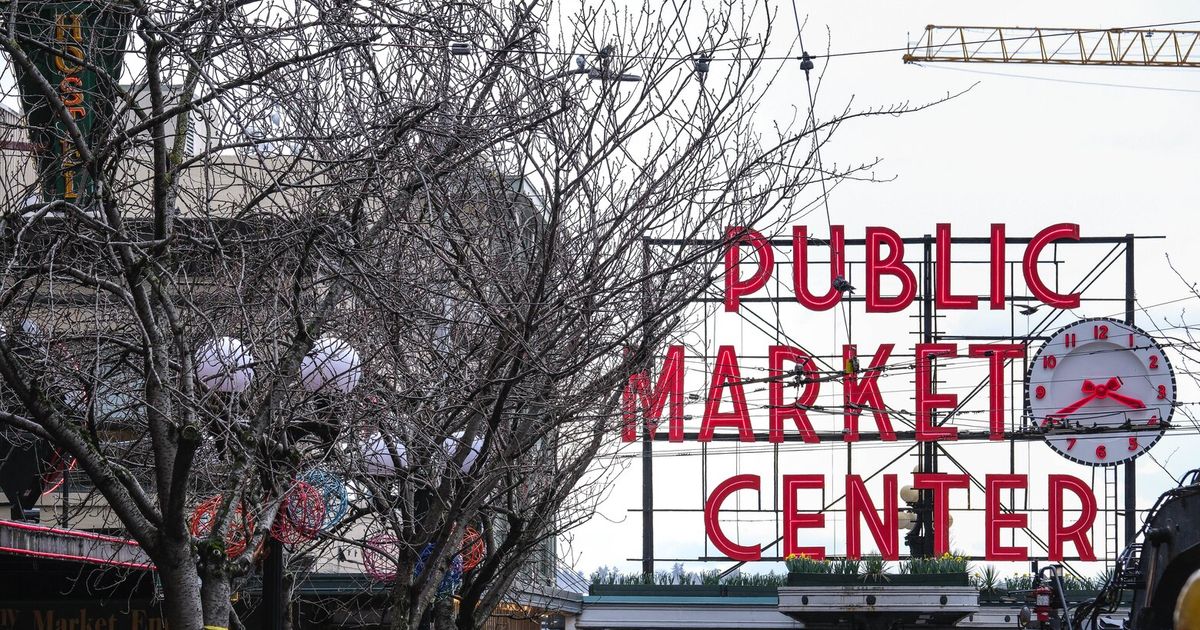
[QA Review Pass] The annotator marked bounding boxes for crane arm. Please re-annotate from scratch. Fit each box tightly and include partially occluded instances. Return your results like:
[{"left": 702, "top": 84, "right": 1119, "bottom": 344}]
[{"left": 903, "top": 25, "right": 1200, "bottom": 67}]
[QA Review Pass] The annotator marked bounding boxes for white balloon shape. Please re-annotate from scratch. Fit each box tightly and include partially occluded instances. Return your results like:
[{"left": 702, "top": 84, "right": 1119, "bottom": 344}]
[
  {"left": 443, "top": 431, "right": 484, "bottom": 474},
  {"left": 195, "top": 337, "right": 255, "bottom": 393},
  {"left": 300, "top": 337, "right": 362, "bottom": 394},
  {"left": 363, "top": 433, "right": 407, "bottom": 475}
]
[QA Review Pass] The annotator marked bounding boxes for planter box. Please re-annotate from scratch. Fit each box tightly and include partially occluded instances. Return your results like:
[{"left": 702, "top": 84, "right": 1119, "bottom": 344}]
[
  {"left": 786, "top": 572, "right": 970, "bottom": 587},
  {"left": 722, "top": 585, "right": 780, "bottom": 597},
  {"left": 786, "top": 573, "right": 865, "bottom": 586}
]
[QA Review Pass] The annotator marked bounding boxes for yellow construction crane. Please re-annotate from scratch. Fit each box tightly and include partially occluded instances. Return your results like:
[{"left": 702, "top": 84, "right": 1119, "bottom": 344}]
[{"left": 903, "top": 25, "right": 1200, "bottom": 67}]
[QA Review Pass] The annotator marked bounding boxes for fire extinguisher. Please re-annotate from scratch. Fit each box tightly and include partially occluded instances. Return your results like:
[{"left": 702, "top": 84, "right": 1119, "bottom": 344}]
[{"left": 1035, "top": 584, "right": 1053, "bottom": 625}]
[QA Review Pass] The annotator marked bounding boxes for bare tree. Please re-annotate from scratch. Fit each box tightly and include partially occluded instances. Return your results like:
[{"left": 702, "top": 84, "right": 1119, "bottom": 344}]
[{"left": 0, "top": 0, "right": 948, "bottom": 628}]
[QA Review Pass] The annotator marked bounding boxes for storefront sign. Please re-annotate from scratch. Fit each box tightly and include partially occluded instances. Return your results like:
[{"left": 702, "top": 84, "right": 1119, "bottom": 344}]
[{"left": 13, "top": 1, "right": 131, "bottom": 208}]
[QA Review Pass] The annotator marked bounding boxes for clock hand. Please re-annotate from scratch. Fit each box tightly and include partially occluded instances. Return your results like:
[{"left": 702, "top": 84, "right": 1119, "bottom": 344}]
[
  {"left": 1104, "top": 391, "right": 1145, "bottom": 409},
  {"left": 1094, "top": 376, "right": 1146, "bottom": 409},
  {"left": 1052, "top": 380, "right": 1100, "bottom": 418}
]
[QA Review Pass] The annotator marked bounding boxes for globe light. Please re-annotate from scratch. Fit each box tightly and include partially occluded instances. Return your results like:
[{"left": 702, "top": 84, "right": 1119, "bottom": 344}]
[
  {"left": 899, "top": 485, "right": 920, "bottom": 504},
  {"left": 363, "top": 433, "right": 407, "bottom": 475},
  {"left": 896, "top": 511, "right": 916, "bottom": 530},
  {"left": 300, "top": 336, "right": 362, "bottom": 394},
  {"left": 195, "top": 337, "right": 255, "bottom": 393},
  {"left": 443, "top": 431, "right": 483, "bottom": 474}
]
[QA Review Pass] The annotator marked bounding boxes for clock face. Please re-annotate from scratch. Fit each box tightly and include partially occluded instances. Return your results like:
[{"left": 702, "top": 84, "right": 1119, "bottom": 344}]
[{"left": 1027, "top": 317, "right": 1175, "bottom": 467}]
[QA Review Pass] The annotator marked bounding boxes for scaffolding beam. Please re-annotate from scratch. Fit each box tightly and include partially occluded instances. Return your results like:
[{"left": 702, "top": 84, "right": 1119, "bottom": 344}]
[{"left": 903, "top": 25, "right": 1200, "bottom": 67}]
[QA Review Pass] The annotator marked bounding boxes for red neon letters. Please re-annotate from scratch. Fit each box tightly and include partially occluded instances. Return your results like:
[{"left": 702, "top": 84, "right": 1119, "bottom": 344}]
[
  {"left": 793, "top": 225, "right": 846, "bottom": 310},
  {"left": 705, "top": 473, "right": 1097, "bottom": 562},
  {"left": 768, "top": 346, "right": 820, "bottom": 443},
  {"left": 1023, "top": 223, "right": 1082, "bottom": 309},
  {"left": 724, "top": 227, "right": 774, "bottom": 312},
  {"left": 719, "top": 223, "right": 1082, "bottom": 313},
  {"left": 704, "top": 474, "right": 762, "bottom": 561}
]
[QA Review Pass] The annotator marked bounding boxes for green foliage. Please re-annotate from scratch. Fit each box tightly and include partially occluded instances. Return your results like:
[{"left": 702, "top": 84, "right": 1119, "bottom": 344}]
[
  {"left": 722, "top": 571, "right": 787, "bottom": 587},
  {"left": 862, "top": 554, "right": 890, "bottom": 582},
  {"left": 1002, "top": 573, "right": 1035, "bottom": 591},
  {"left": 587, "top": 566, "right": 784, "bottom": 587},
  {"left": 830, "top": 557, "right": 861, "bottom": 575},
  {"left": 899, "top": 552, "right": 970, "bottom": 575},
  {"left": 785, "top": 553, "right": 832, "bottom": 574},
  {"left": 972, "top": 565, "right": 1000, "bottom": 592}
]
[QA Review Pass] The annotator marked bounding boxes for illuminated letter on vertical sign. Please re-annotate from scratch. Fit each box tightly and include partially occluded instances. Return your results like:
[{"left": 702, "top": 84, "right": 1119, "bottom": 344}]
[
  {"left": 865, "top": 227, "right": 917, "bottom": 313},
  {"left": 842, "top": 344, "right": 897, "bottom": 442},
  {"left": 622, "top": 345, "right": 685, "bottom": 442},
  {"left": 1022, "top": 223, "right": 1081, "bottom": 309},
  {"left": 1048, "top": 474, "right": 1097, "bottom": 561},
  {"left": 724, "top": 227, "right": 774, "bottom": 312},
  {"left": 792, "top": 225, "right": 845, "bottom": 310},
  {"left": 705, "top": 474, "right": 762, "bottom": 561},
  {"left": 845, "top": 474, "right": 899, "bottom": 559},
  {"left": 915, "top": 343, "right": 958, "bottom": 441},
  {"left": 782, "top": 475, "right": 826, "bottom": 559},
  {"left": 914, "top": 473, "right": 969, "bottom": 556},
  {"left": 699, "top": 346, "right": 755, "bottom": 442},
  {"left": 985, "top": 474, "right": 1029, "bottom": 561},
  {"left": 768, "top": 345, "right": 820, "bottom": 443}
]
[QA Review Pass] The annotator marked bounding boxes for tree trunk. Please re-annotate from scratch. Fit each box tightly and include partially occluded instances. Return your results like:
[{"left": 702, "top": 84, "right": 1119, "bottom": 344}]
[
  {"left": 157, "top": 544, "right": 204, "bottom": 630},
  {"left": 200, "top": 572, "right": 233, "bottom": 630}
]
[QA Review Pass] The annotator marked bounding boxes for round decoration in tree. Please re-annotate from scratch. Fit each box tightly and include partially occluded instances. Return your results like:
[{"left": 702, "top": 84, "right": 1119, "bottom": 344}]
[
  {"left": 270, "top": 481, "right": 326, "bottom": 544},
  {"left": 415, "top": 543, "right": 464, "bottom": 594},
  {"left": 298, "top": 468, "right": 349, "bottom": 530},
  {"left": 363, "top": 533, "right": 400, "bottom": 582},
  {"left": 194, "top": 337, "right": 255, "bottom": 393},
  {"left": 190, "top": 495, "right": 254, "bottom": 558},
  {"left": 300, "top": 337, "right": 362, "bottom": 394},
  {"left": 461, "top": 527, "right": 485, "bottom": 572}
]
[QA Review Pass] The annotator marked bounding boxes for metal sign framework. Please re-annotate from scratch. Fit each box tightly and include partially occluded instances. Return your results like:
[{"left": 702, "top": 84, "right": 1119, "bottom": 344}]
[{"left": 634, "top": 232, "right": 1168, "bottom": 574}]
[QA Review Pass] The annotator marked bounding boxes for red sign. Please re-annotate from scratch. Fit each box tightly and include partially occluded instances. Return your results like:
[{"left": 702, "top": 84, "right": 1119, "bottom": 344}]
[{"left": 627, "top": 223, "right": 1102, "bottom": 562}]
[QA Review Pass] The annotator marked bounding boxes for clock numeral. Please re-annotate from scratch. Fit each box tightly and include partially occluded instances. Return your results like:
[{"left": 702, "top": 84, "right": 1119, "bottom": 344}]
[
  {"left": 1150, "top": 355, "right": 1159, "bottom": 369},
  {"left": 1096, "top": 444, "right": 1107, "bottom": 460},
  {"left": 1149, "top": 415, "right": 1159, "bottom": 426},
  {"left": 1094, "top": 324, "right": 1109, "bottom": 340},
  {"left": 1158, "top": 385, "right": 1167, "bottom": 400},
  {"left": 1064, "top": 333, "right": 1077, "bottom": 348},
  {"left": 1042, "top": 355, "right": 1057, "bottom": 369},
  {"left": 1128, "top": 333, "right": 1135, "bottom": 347},
  {"left": 1035, "top": 385, "right": 1046, "bottom": 399},
  {"left": 1128, "top": 436, "right": 1139, "bottom": 451},
  {"left": 1066, "top": 438, "right": 1077, "bottom": 451}
]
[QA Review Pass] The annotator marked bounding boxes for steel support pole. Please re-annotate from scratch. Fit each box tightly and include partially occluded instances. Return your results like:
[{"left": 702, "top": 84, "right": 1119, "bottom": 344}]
[
  {"left": 264, "top": 537, "right": 284, "bottom": 630},
  {"left": 919, "top": 236, "right": 936, "bottom": 557},
  {"left": 1124, "top": 234, "right": 1137, "bottom": 549},
  {"left": 640, "top": 239, "right": 655, "bottom": 576}
]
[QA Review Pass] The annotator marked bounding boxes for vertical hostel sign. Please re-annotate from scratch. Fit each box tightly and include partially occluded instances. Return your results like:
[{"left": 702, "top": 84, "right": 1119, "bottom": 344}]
[{"left": 12, "top": 1, "right": 130, "bottom": 208}]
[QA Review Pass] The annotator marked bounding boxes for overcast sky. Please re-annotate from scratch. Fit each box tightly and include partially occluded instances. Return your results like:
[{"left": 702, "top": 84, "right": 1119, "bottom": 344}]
[{"left": 568, "top": 0, "right": 1200, "bottom": 581}]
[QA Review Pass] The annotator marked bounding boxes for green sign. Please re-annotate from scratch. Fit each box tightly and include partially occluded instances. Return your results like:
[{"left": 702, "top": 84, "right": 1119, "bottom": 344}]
[{"left": 12, "top": 1, "right": 131, "bottom": 208}]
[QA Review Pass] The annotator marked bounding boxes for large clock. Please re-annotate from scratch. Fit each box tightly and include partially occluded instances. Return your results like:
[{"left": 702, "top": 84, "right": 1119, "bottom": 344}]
[{"left": 1027, "top": 317, "right": 1175, "bottom": 466}]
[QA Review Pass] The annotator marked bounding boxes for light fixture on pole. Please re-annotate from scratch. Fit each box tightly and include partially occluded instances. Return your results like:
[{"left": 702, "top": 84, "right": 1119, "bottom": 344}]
[
  {"left": 300, "top": 336, "right": 362, "bottom": 394},
  {"left": 363, "top": 433, "right": 408, "bottom": 475},
  {"left": 194, "top": 337, "right": 255, "bottom": 393},
  {"left": 443, "top": 431, "right": 484, "bottom": 474}
]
